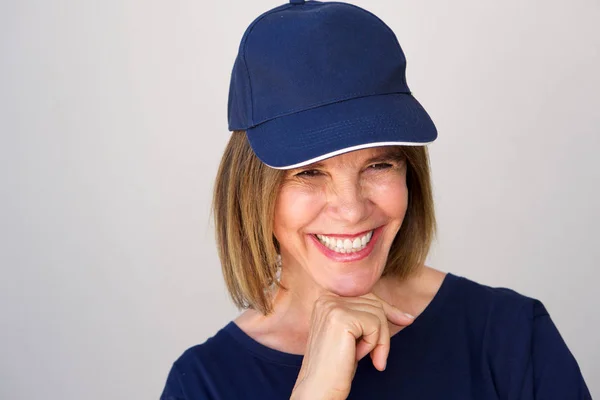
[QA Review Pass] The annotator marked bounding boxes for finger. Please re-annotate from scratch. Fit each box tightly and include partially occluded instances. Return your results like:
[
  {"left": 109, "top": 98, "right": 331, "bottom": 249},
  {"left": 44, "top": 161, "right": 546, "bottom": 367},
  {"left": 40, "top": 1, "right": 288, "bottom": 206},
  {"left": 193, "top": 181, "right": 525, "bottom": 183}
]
[
  {"left": 362, "top": 336, "right": 389, "bottom": 372},
  {"left": 367, "top": 306, "right": 391, "bottom": 371},
  {"left": 344, "top": 303, "right": 391, "bottom": 371},
  {"left": 372, "top": 306, "right": 390, "bottom": 371},
  {"left": 323, "top": 296, "right": 411, "bottom": 329},
  {"left": 351, "top": 311, "right": 389, "bottom": 371},
  {"left": 336, "top": 294, "right": 414, "bottom": 325},
  {"left": 360, "top": 293, "right": 415, "bottom": 327}
]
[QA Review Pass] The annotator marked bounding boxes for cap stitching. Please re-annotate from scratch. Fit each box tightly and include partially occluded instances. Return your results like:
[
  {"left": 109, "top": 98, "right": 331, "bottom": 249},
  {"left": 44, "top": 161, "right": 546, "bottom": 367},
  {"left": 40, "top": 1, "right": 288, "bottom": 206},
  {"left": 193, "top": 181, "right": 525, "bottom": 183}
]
[
  {"left": 240, "top": 3, "right": 295, "bottom": 127},
  {"left": 234, "top": 2, "right": 414, "bottom": 129},
  {"left": 328, "top": 1, "right": 409, "bottom": 87},
  {"left": 269, "top": 118, "right": 425, "bottom": 150},
  {"left": 251, "top": 90, "right": 412, "bottom": 128},
  {"left": 256, "top": 103, "right": 422, "bottom": 141}
]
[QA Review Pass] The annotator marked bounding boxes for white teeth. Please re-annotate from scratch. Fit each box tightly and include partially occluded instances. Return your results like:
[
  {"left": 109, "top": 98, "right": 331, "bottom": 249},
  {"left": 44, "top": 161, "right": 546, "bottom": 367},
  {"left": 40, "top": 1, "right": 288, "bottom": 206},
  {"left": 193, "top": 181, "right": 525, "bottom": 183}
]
[{"left": 314, "top": 230, "right": 374, "bottom": 253}]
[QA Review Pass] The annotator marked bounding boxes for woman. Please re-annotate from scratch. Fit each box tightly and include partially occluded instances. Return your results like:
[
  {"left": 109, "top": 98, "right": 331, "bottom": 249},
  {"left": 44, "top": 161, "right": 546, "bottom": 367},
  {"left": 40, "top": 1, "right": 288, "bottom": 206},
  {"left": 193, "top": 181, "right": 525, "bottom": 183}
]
[{"left": 161, "top": 1, "right": 591, "bottom": 399}]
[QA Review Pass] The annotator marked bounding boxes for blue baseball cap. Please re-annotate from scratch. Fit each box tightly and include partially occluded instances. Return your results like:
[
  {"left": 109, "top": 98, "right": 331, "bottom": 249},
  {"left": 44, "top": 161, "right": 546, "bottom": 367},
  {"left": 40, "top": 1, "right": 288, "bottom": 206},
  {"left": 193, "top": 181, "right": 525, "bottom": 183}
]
[{"left": 227, "top": 0, "right": 437, "bottom": 169}]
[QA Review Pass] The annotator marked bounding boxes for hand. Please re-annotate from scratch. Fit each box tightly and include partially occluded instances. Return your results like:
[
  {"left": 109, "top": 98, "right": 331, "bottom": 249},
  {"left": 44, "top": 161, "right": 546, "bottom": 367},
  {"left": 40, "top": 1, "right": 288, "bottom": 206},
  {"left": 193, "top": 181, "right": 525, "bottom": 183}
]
[{"left": 290, "top": 293, "right": 415, "bottom": 400}]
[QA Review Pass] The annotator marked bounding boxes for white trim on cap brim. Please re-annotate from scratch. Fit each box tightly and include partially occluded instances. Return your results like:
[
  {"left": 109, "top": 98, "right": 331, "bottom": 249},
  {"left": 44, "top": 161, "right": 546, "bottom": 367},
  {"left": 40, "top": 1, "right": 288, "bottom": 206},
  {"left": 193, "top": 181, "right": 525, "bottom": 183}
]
[{"left": 265, "top": 141, "right": 435, "bottom": 170}]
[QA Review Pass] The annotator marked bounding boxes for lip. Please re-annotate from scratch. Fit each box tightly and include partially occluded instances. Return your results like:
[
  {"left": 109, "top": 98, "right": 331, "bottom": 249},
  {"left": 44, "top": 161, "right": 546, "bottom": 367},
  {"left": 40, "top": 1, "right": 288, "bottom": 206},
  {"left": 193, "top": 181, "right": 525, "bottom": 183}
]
[{"left": 308, "top": 226, "right": 384, "bottom": 263}]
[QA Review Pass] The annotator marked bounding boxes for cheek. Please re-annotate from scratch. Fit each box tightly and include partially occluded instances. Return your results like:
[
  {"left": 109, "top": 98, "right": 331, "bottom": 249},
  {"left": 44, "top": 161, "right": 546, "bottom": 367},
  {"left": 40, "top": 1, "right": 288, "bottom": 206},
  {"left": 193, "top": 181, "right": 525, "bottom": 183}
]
[
  {"left": 369, "top": 176, "right": 408, "bottom": 218},
  {"left": 273, "top": 185, "right": 325, "bottom": 238}
]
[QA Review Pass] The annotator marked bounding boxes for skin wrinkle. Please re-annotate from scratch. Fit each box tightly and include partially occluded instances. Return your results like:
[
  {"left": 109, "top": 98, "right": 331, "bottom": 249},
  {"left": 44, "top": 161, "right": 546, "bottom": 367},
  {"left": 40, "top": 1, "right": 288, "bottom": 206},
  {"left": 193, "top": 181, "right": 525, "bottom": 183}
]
[
  {"left": 284, "top": 150, "right": 406, "bottom": 236},
  {"left": 273, "top": 148, "right": 409, "bottom": 321}
]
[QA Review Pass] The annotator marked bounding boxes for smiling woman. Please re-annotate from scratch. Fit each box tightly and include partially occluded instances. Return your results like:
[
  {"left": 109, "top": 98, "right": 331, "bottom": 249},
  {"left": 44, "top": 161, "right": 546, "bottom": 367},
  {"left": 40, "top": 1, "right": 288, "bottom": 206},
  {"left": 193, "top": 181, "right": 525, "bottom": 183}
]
[
  {"left": 213, "top": 136, "right": 435, "bottom": 314},
  {"left": 274, "top": 147, "right": 416, "bottom": 298},
  {"left": 160, "top": 0, "right": 591, "bottom": 399}
]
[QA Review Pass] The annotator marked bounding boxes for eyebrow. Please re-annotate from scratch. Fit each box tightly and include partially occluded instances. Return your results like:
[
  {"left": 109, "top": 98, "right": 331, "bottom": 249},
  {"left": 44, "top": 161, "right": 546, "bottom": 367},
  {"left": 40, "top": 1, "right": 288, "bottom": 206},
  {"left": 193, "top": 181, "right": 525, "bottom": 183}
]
[
  {"left": 295, "top": 149, "right": 405, "bottom": 171},
  {"left": 364, "top": 151, "right": 405, "bottom": 165}
]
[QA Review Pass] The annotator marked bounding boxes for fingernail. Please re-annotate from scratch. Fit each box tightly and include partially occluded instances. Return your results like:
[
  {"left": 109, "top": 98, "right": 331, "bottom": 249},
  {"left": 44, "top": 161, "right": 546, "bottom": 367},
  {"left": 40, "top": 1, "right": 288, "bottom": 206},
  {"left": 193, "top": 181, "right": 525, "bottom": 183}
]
[{"left": 404, "top": 312, "right": 415, "bottom": 319}]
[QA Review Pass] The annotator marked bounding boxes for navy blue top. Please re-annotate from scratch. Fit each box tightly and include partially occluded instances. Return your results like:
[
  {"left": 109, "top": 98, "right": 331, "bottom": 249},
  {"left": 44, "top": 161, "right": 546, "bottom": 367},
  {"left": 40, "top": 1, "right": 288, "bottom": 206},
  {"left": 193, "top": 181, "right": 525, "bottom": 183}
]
[{"left": 160, "top": 273, "right": 591, "bottom": 399}]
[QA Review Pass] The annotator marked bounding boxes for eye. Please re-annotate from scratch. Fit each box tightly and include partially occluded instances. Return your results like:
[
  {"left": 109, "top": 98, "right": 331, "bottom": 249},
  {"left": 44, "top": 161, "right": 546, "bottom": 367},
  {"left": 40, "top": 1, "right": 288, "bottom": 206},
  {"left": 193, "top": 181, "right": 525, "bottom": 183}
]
[
  {"left": 295, "top": 169, "right": 323, "bottom": 178},
  {"left": 368, "top": 162, "right": 393, "bottom": 170}
]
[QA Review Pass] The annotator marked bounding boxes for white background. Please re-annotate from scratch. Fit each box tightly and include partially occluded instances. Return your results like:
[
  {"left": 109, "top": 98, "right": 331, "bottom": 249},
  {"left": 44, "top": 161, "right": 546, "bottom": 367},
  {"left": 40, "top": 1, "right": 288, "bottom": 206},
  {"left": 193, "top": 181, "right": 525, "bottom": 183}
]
[{"left": 1, "top": 0, "right": 598, "bottom": 398}]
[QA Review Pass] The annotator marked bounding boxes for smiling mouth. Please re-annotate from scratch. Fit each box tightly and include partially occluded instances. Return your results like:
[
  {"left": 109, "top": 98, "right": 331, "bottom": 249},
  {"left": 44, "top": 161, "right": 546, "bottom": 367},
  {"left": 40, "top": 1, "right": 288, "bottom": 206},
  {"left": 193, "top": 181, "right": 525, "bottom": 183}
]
[{"left": 313, "top": 230, "right": 374, "bottom": 254}]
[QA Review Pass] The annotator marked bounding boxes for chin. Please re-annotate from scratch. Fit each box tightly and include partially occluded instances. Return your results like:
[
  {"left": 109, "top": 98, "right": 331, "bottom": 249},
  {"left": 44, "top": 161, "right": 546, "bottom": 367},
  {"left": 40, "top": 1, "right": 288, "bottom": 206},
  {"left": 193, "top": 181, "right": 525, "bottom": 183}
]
[{"left": 324, "top": 275, "right": 378, "bottom": 297}]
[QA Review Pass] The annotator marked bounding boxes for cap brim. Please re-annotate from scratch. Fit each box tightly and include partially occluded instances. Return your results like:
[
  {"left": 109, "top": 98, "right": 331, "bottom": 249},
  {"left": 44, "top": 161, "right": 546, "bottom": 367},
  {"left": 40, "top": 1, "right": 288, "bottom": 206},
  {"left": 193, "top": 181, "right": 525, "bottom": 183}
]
[{"left": 246, "top": 93, "right": 437, "bottom": 169}]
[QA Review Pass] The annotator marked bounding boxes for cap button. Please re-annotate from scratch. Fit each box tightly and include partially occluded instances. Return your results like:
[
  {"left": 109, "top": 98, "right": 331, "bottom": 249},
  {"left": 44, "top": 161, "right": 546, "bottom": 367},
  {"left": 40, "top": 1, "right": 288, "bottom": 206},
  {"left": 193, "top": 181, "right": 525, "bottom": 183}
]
[{"left": 290, "top": 0, "right": 305, "bottom": 4}]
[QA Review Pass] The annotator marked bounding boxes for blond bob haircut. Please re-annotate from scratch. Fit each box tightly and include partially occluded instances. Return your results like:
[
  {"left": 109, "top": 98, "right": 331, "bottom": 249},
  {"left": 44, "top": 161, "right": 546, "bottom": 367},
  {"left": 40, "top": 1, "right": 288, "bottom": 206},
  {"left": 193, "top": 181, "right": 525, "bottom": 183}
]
[{"left": 213, "top": 131, "right": 437, "bottom": 315}]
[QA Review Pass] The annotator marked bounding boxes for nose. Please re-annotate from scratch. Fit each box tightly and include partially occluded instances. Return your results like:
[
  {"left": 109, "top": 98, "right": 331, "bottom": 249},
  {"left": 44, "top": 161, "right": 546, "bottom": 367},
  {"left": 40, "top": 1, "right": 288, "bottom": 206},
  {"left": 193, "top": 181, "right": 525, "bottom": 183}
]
[{"left": 326, "top": 176, "right": 372, "bottom": 226}]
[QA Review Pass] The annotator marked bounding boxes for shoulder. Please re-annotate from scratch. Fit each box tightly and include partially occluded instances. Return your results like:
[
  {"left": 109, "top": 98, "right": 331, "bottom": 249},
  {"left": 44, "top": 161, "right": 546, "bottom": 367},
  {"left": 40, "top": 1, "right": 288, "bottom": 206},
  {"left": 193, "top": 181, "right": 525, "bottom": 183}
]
[
  {"left": 170, "top": 323, "right": 240, "bottom": 375},
  {"left": 414, "top": 267, "right": 545, "bottom": 322},
  {"left": 447, "top": 273, "right": 546, "bottom": 349},
  {"left": 447, "top": 273, "right": 547, "bottom": 322},
  {"left": 160, "top": 324, "right": 238, "bottom": 400},
  {"left": 446, "top": 274, "right": 590, "bottom": 398},
  {"left": 443, "top": 273, "right": 547, "bottom": 356}
]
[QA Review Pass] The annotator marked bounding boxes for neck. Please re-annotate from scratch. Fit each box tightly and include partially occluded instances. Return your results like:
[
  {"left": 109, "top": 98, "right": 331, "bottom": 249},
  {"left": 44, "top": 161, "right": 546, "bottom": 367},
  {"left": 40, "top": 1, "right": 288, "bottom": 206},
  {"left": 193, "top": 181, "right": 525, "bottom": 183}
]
[
  {"left": 267, "top": 262, "right": 414, "bottom": 341},
  {"left": 235, "top": 263, "right": 439, "bottom": 356}
]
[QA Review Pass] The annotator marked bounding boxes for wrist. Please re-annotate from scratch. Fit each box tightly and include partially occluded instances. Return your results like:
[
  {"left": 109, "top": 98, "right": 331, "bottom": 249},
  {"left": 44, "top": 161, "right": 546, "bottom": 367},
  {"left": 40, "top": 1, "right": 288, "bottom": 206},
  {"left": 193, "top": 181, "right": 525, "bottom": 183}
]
[{"left": 290, "top": 379, "right": 349, "bottom": 400}]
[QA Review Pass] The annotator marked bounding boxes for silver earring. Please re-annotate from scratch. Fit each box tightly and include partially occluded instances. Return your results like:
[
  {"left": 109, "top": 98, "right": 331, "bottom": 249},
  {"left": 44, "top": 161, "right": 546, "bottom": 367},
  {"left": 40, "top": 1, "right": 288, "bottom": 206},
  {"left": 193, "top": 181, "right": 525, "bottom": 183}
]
[{"left": 275, "top": 254, "right": 282, "bottom": 283}]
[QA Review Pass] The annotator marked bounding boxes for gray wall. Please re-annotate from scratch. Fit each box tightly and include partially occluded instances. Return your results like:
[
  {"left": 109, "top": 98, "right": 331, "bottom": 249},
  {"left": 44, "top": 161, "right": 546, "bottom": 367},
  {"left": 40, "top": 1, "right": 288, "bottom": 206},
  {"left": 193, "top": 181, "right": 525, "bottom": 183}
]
[{"left": 1, "top": 0, "right": 598, "bottom": 398}]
